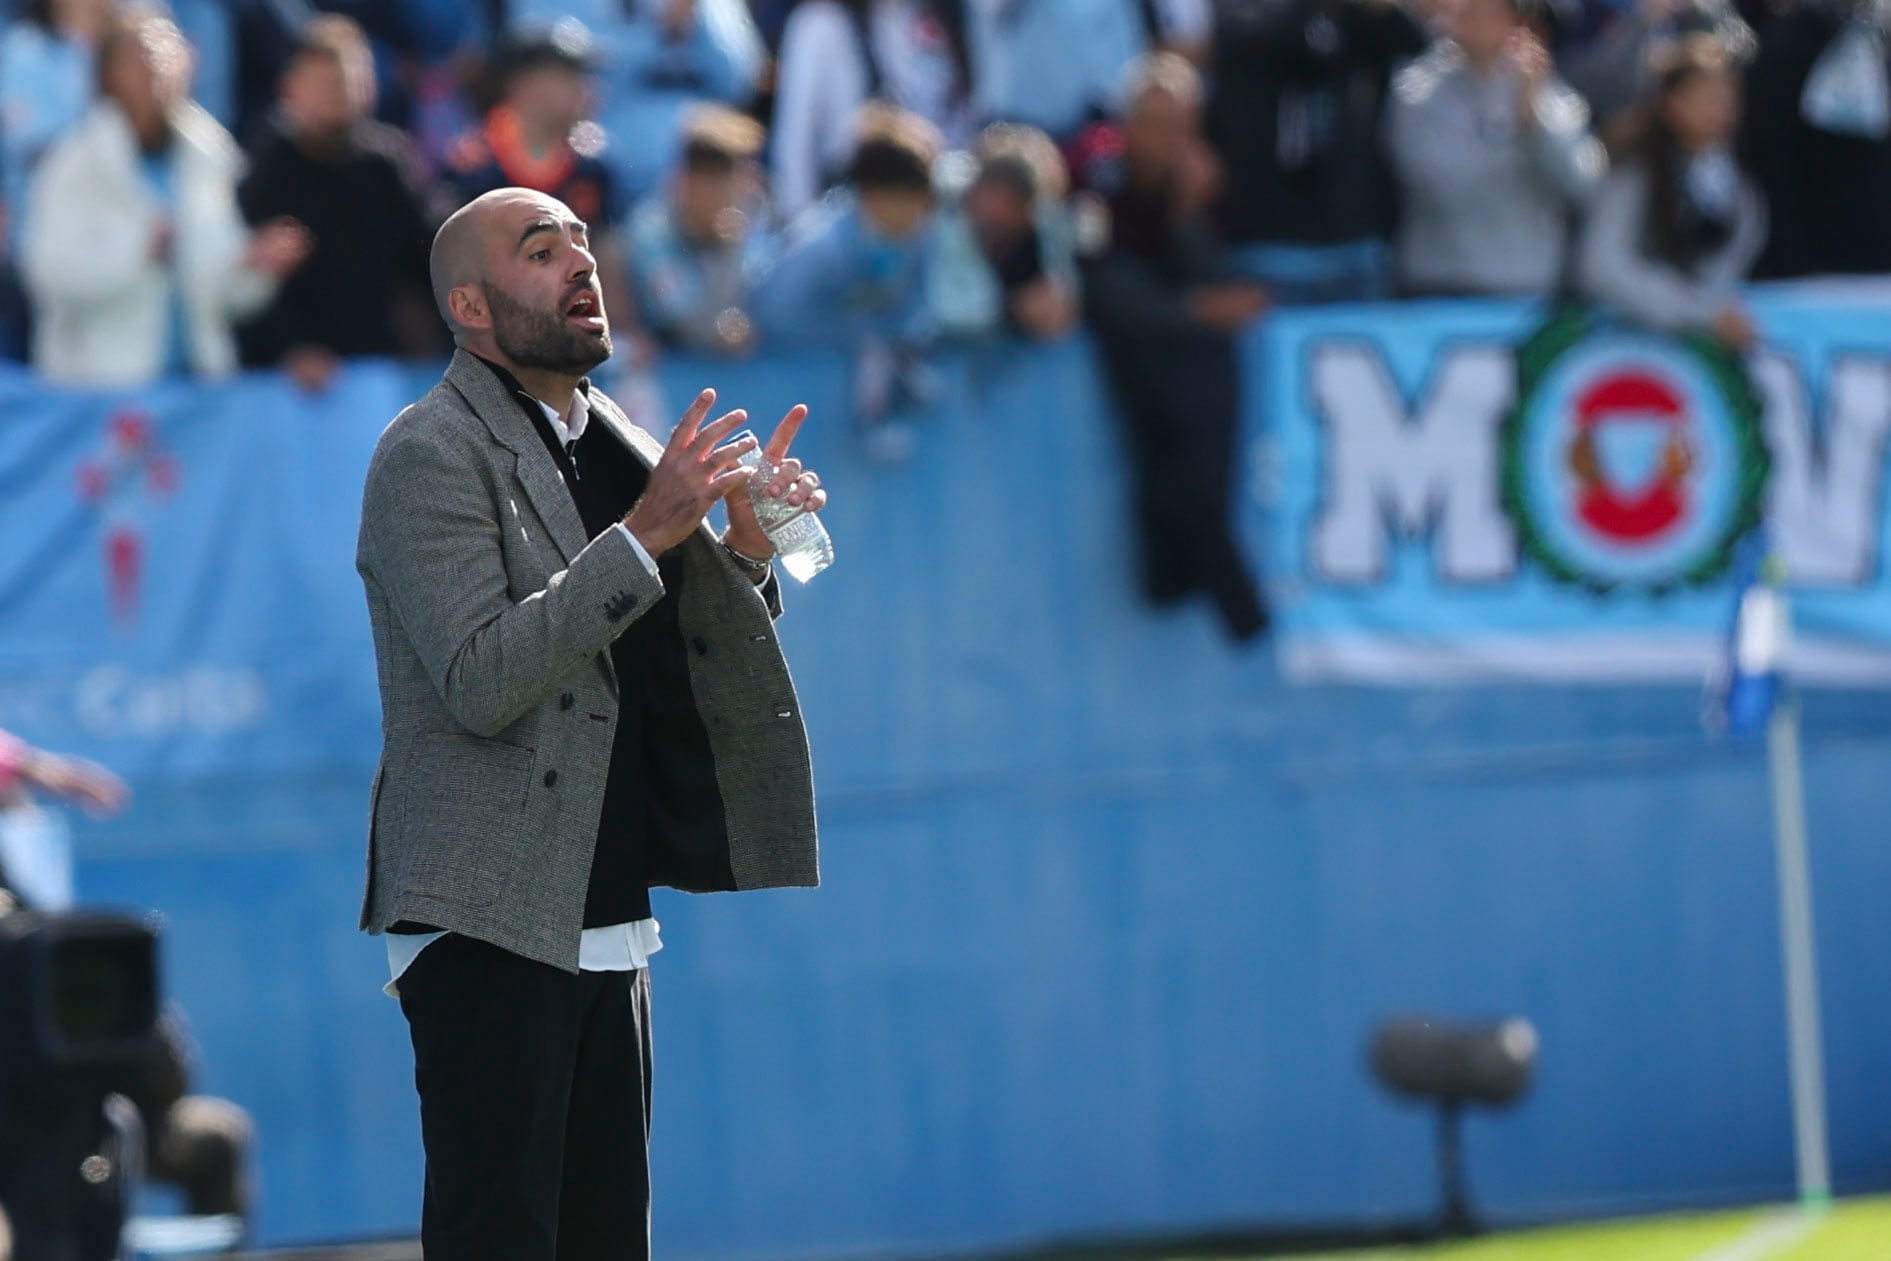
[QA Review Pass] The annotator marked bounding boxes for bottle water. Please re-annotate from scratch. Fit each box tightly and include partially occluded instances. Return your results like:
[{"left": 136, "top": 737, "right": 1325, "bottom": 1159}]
[{"left": 729, "top": 431, "right": 834, "bottom": 582}]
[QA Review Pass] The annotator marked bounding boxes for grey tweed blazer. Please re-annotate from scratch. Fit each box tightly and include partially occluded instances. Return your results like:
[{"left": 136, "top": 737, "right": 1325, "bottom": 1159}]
[{"left": 356, "top": 350, "right": 818, "bottom": 971}]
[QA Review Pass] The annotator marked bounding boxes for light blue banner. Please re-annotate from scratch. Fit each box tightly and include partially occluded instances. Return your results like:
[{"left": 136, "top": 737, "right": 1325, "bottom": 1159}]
[
  {"left": 1, "top": 342, "right": 1888, "bottom": 1254},
  {"left": 0, "top": 364, "right": 408, "bottom": 780},
  {"left": 1257, "top": 292, "right": 1891, "bottom": 683}
]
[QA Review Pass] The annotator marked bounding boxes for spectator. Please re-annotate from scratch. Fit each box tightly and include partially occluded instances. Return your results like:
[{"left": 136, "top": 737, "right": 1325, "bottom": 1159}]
[
  {"left": 237, "top": 15, "right": 447, "bottom": 391},
  {"left": 930, "top": 122, "right": 1081, "bottom": 340},
  {"left": 1578, "top": 34, "right": 1764, "bottom": 348},
  {"left": 966, "top": 0, "right": 1147, "bottom": 140},
  {"left": 771, "top": 0, "right": 975, "bottom": 217},
  {"left": 613, "top": 1, "right": 762, "bottom": 204},
  {"left": 446, "top": 21, "right": 615, "bottom": 226},
  {"left": 21, "top": 5, "right": 310, "bottom": 386},
  {"left": 1080, "top": 53, "right": 1269, "bottom": 642},
  {"left": 1206, "top": 0, "right": 1431, "bottom": 303},
  {"left": 0, "top": 0, "right": 111, "bottom": 361},
  {"left": 1386, "top": 0, "right": 1604, "bottom": 296},
  {"left": 1743, "top": 0, "right": 1891, "bottom": 277},
  {"left": 754, "top": 105, "right": 942, "bottom": 457},
  {"left": 230, "top": 0, "right": 482, "bottom": 141},
  {"left": 0, "top": 0, "right": 112, "bottom": 226},
  {"left": 445, "top": 23, "right": 638, "bottom": 304},
  {"left": 509, "top": 0, "right": 763, "bottom": 206},
  {"left": 445, "top": 20, "right": 637, "bottom": 338},
  {"left": 626, "top": 103, "right": 770, "bottom": 354},
  {"left": 1558, "top": 0, "right": 1752, "bottom": 149},
  {"left": 751, "top": 104, "right": 941, "bottom": 348},
  {"left": 0, "top": 725, "right": 124, "bottom": 912}
]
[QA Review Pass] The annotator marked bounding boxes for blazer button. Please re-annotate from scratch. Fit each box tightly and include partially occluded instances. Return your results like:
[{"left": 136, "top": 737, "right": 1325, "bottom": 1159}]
[
  {"left": 692, "top": 637, "right": 709, "bottom": 657},
  {"left": 543, "top": 769, "right": 559, "bottom": 788},
  {"left": 560, "top": 692, "right": 574, "bottom": 710}
]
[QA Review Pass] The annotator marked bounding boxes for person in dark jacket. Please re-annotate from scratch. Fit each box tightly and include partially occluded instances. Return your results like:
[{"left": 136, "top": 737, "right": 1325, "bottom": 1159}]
[
  {"left": 1205, "top": 0, "right": 1429, "bottom": 303},
  {"left": 1741, "top": 0, "right": 1891, "bottom": 278},
  {"left": 445, "top": 21, "right": 638, "bottom": 348},
  {"left": 1081, "top": 53, "right": 1269, "bottom": 642},
  {"left": 237, "top": 14, "right": 446, "bottom": 390},
  {"left": 930, "top": 123, "right": 1082, "bottom": 341}
]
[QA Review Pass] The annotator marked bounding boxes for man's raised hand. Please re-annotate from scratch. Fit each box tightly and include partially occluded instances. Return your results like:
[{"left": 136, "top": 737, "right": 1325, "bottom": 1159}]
[
  {"left": 725, "top": 404, "right": 828, "bottom": 559},
  {"left": 623, "top": 389, "right": 759, "bottom": 558}
]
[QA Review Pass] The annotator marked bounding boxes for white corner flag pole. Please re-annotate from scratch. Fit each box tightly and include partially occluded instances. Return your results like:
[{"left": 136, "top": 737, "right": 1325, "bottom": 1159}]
[{"left": 1765, "top": 696, "right": 1832, "bottom": 1210}]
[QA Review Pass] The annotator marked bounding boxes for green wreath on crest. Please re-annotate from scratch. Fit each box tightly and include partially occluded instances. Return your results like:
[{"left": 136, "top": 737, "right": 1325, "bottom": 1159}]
[{"left": 1497, "top": 305, "right": 1772, "bottom": 597}]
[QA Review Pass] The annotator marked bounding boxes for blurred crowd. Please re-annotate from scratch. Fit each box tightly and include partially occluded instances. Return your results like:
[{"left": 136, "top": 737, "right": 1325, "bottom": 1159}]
[{"left": 0, "top": 0, "right": 1882, "bottom": 634}]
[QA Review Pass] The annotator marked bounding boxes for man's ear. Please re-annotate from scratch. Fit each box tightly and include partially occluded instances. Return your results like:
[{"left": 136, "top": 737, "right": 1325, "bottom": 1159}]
[{"left": 447, "top": 283, "right": 490, "bottom": 332}]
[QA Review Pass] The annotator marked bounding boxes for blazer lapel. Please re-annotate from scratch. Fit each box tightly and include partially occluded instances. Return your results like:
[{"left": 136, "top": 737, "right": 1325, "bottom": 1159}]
[
  {"left": 444, "top": 350, "right": 590, "bottom": 565},
  {"left": 513, "top": 449, "right": 590, "bottom": 565},
  {"left": 590, "top": 395, "right": 667, "bottom": 470}
]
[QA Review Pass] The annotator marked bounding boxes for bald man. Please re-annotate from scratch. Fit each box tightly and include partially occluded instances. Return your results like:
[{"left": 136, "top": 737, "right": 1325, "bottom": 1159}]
[{"left": 356, "top": 187, "right": 825, "bottom": 1259}]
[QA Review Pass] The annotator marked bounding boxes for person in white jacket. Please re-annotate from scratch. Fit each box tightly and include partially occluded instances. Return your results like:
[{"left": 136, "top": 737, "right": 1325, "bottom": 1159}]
[{"left": 21, "top": 4, "right": 309, "bottom": 386}]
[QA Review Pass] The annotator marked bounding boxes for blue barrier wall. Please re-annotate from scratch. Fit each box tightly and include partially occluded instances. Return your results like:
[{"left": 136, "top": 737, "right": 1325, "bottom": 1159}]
[{"left": 2, "top": 327, "right": 1888, "bottom": 1255}]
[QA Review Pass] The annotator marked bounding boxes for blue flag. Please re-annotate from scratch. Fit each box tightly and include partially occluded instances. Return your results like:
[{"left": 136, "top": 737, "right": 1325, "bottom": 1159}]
[{"left": 1709, "top": 532, "right": 1790, "bottom": 738}]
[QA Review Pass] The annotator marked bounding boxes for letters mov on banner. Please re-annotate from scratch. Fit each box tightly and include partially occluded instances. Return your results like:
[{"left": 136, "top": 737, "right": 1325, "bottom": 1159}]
[{"left": 1260, "top": 293, "right": 1891, "bottom": 685}]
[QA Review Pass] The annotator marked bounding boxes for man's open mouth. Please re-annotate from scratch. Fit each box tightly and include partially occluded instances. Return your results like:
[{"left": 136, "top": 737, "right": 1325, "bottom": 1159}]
[{"left": 566, "top": 290, "right": 605, "bottom": 330}]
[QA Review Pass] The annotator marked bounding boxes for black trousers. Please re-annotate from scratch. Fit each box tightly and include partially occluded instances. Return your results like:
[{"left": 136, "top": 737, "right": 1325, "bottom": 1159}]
[
  {"left": 1096, "top": 329, "right": 1269, "bottom": 642},
  {"left": 397, "top": 934, "right": 653, "bottom": 1261}
]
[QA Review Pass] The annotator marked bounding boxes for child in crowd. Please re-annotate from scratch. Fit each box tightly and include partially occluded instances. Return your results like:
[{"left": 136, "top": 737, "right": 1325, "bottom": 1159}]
[
  {"left": 626, "top": 103, "right": 771, "bottom": 355},
  {"left": 930, "top": 122, "right": 1081, "bottom": 341},
  {"left": 752, "top": 104, "right": 943, "bottom": 456}
]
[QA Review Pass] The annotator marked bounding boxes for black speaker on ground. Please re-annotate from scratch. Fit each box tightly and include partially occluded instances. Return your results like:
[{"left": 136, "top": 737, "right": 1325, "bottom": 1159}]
[{"left": 1370, "top": 1015, "right": 1540, "bottom": 1238}]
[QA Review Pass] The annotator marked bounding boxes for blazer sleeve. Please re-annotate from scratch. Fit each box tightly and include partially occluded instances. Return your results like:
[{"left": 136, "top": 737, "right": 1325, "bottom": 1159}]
[{"left": 359, "top": 422, "right": 668, "bottom": 738}]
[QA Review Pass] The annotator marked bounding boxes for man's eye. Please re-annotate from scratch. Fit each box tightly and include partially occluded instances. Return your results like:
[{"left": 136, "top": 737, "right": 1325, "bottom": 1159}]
[{"left": 531, "top": 249, "right": 550, "bottom": 261}]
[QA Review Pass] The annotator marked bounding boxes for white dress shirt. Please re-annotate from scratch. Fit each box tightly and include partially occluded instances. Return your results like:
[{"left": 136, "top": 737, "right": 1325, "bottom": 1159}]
[{"left": 384, "top": 390, "right": 665, "bottom": 997}]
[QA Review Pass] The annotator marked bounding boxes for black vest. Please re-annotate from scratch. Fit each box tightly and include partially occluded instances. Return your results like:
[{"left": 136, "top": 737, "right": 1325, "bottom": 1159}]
[{"left": 483, "top": 358, "right": 734, "bottom": 926}]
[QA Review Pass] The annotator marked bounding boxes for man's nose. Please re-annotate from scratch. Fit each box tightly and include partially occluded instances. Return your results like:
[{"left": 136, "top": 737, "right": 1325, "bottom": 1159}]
[{"left": 568, "top": 241, "right": 596, "bottom": 277}]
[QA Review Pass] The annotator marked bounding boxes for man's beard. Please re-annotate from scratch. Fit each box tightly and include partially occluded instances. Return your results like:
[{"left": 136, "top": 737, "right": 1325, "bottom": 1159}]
[{"left": 487, "top": 281, "right": 613, "bottom": 376}]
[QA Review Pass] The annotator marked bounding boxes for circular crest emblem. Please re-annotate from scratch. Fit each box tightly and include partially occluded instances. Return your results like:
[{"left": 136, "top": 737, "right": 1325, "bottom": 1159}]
[{"left": 1501, "top": 308, "right": 1770, "bottom": 594}]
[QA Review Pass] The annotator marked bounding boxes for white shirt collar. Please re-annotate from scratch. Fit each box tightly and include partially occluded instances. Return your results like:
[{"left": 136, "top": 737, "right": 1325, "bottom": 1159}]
[{"left": 535, "top": 389, "right": 591, "bottom": 447}]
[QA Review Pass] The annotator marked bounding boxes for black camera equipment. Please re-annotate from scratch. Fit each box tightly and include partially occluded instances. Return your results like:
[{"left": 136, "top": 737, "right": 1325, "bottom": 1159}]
[{"left": 0, "top": 906, "right": 163, "bottom": 1261}]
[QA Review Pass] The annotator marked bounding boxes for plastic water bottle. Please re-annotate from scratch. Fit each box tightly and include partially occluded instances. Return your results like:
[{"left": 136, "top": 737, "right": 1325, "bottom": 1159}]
[{"left": 729, "top": 431, "right": 835, "bottom": 582}]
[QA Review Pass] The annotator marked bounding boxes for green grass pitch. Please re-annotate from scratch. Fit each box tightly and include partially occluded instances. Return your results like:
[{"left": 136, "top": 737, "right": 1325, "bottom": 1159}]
[{"left": 1162, "top": 1197, "right": 1891, "bottom": 1261}]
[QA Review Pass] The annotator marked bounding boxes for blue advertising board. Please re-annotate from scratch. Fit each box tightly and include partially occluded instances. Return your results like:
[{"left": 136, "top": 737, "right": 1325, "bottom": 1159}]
[{"left": 0, "top": 317, "right": 1886, "bottom": 1254}]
